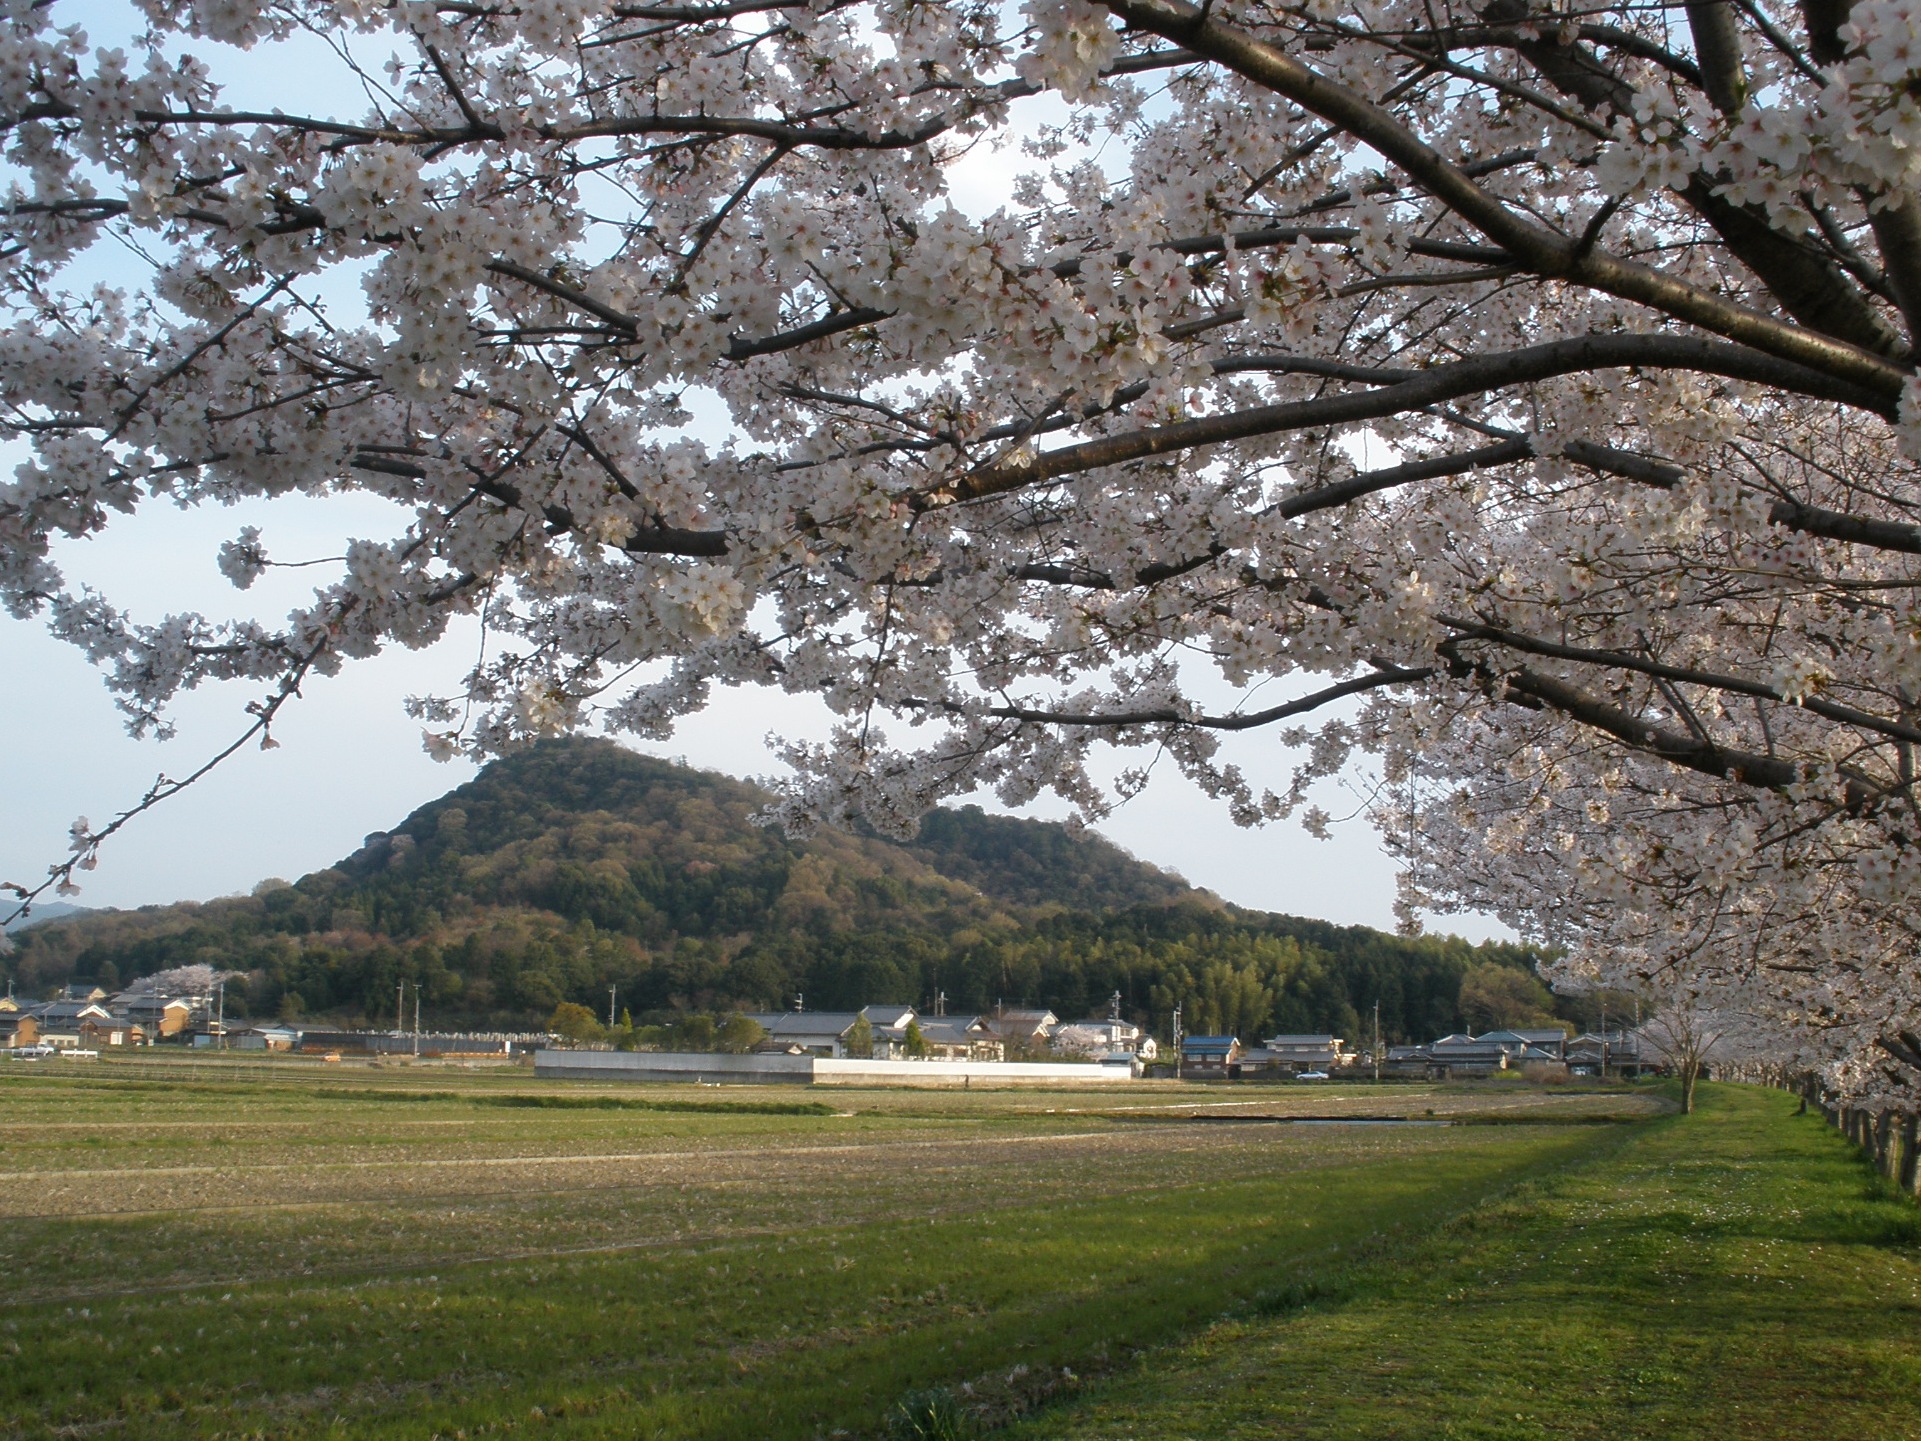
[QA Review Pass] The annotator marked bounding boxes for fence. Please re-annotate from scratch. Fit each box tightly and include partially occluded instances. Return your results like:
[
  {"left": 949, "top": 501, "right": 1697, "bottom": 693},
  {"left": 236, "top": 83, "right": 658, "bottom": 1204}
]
[{"left": 1802, "top": 1078, "right": 1921, "bottom": 1198}]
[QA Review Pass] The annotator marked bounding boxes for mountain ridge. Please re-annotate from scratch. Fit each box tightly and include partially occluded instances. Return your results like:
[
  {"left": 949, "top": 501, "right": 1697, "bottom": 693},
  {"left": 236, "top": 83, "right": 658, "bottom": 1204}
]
[{"left": 3, "top": 739, "right": 1559, "bottom": 1041}]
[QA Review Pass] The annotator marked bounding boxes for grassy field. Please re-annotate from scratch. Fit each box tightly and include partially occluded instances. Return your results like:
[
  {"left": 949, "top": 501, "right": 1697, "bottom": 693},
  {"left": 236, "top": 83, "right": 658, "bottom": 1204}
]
[
  {"left": 4, "top": 1066, "right": 1913, "bottom": 1440},
  {"left": 0, "top": 1060, "right": 1654, "bottom": 1439},
  {"left": 1008, "top": 1083, "right": 1921, "bottom": 1441}
]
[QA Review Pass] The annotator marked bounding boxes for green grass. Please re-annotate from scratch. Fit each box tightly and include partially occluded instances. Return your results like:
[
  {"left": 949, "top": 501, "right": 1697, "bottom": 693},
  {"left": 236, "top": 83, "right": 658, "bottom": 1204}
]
[
  {"left": 1007, "top": 1083, "right": 1921, "bottom": 1441},
  {"left": 15, "top": 1069, "right": 1905, "bottom": 1440},
  {"left": 0, "top": 1066, "right": 1639, "bottom": 1438}
]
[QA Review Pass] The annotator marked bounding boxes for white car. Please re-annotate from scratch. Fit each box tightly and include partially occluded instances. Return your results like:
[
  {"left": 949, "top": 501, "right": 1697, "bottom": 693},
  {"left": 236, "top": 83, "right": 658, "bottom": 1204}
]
[{"left": 1296, "top": 1070, "right": 1331, "bottom": 1081}]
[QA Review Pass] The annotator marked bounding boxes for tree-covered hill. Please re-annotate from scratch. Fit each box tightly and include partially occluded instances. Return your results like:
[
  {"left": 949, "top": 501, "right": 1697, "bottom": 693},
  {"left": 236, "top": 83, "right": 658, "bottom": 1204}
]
[
  {"left": 895, "top": 806, "right": 1191, "bottom": 913},
  {"left": 4, "top": 739, "right": 1560, "bottom": 1040}
]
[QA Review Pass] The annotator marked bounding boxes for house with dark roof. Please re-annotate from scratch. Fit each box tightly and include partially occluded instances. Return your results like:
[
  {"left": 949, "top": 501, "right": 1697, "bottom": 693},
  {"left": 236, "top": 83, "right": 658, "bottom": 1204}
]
[
  {"left": 1250, "top": 1034, "right": 1350, "bottom": 1074},
  {"left": 1479, "top": 1028, "right": 1570, "bottom": 1060},
  {"left": 1425, "top": 1033, "right": 1518, "bottom": 1076},
  {"left": 1566, "top": 1031, "right": 1650, "bottom": 1076},
  {"left": 743, "top": 1012, "right": 873, "bottom": 1057},
  {"left": 1180, "top": 1035, "right": 1243, "bottom": 1076},
  {"left": 79, "top": 1016, "right": 145, "bottom": 1048},
  {"left": 29, "top": 1001, "right": 113, "bottom": 1050},
  {"left": 855, "top": 1005, "right": 917, "bottom": 1057},
  {"left": 110, "top": 992, "right": 198, "bottom": 1039},
  {"left": 913, "top": 1017, "right": 1003, "bottom": 1062},
  {"left": 980, "top": 1008, "right": 1059, "bottom": 1055},
  {"left": 1379, "top": 1043, "right": 1438, "bottom": 1078}
]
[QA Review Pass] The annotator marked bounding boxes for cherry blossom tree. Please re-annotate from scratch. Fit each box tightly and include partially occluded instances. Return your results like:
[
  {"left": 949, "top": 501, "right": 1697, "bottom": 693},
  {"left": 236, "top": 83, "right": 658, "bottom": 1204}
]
[{"left": 8, "top": 0, "right": 1921, "bottom": 1097}]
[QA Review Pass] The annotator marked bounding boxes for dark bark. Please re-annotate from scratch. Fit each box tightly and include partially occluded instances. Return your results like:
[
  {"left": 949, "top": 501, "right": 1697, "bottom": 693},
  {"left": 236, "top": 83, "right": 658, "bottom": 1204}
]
[
  {"left": 1802, "top": 0, "right": 1852, "bottom": 65},
  {"left": 1685, "top": 0, "right": 1749, "bottom": 112}
]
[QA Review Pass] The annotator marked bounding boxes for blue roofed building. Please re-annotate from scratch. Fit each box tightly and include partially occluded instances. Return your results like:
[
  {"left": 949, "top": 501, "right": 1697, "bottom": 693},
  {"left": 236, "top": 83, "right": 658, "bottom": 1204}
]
[{"left": 1180, "top": 1034, "right": 1242, "bottom": 1076}]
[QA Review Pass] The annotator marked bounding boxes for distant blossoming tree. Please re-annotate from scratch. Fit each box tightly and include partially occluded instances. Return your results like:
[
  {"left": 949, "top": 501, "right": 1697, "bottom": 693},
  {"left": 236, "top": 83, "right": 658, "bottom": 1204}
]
[
  {"left": 1049, "top": 1023, "right": 1110, "bottom": 1056},
  {"left": 9, "top": 0, "right": 1921, "bottom": 1098}
]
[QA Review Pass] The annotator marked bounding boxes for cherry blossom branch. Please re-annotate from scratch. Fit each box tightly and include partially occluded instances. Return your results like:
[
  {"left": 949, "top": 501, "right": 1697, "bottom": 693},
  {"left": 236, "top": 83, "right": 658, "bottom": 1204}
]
[
  {"left": 1099, "top": 0, "right": 1913, "bottom": 398},
  {"left": 949, "top": 332, "right": 1890, "bottom": 503},
  {"left": 905, "top": 665, "right": 1434, "bottom": 732},
  {"left": 1441, "top": 619, "right": 1921, "bottom": 748}
]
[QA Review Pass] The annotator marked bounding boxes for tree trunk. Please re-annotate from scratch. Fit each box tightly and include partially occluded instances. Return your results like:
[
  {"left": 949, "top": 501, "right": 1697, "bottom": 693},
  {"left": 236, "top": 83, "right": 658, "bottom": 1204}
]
[
  {"left": 1875, "top": 1111, "right": 1895, "bottom": 1177},
  {"left": 1904, "top": 1116, "right": 1921, "bottom": 1197},
  {"left": 1680, "top": 1062, "right": 1698, "bottom": 1114}
]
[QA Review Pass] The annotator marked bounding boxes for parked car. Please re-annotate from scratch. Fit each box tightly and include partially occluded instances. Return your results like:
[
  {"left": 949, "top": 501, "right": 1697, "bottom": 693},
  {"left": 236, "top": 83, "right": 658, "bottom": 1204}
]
[{"left": 1296, "top": 1070, "right": 1330, "bottom": 1081}]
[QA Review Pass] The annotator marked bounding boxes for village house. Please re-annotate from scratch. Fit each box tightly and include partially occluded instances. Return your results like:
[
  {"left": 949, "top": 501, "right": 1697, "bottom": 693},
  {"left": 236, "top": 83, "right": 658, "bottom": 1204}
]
[
  {"left": 29, "top": 1000, "right": 114, "bottom": 1050},
  {"left": 0, "top": 1012, "right": 40, "bottom": 1049},
  {"left": 857, "top": 1004, "right": 918, "bottom": 1057},
  {"left": 1247, "top": 1034, "right": 1350, "bottom": 1075},
  {"left": 913, "top": 1016, "right": 1005, "bottom": 1061},
  {"left": 743, "top": 1011, "right": 872, "bottom": 1057},
  {"left": 1478, "top": 1028, "right": 1572, "bottom": 1061},
  {"left": 1566, "top": 1031, "right": 1649, "bottom": 1076},
  {"left": 79, "top": 1016, "right": 146, "bottom": 1048},
  {"left": 1424, "top": 1033, "right": 1520, "bottom": 1076},
  {"left": 1392, "top": 1031, "right": 1566, "bottom": 1078},
  {"left": 980, "top": 1008, "right": 1059, "bottom": 1055},
  {"left": 110, "top": 991, "right": 198, "bottom": 1039},
  {"left": 1180, "top": 1035, "right": 1243, "bottom": 1076}
]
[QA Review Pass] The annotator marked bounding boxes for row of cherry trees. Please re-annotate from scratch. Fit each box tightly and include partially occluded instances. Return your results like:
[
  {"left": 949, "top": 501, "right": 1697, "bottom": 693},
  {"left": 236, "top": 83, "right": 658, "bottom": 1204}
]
[{"left": 8, "top": 0, "right": 1921, "bottom": 1099}]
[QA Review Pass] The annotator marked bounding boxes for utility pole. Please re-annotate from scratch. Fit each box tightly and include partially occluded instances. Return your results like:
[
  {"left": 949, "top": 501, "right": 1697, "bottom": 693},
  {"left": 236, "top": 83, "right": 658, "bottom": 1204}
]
[
  {"left": 794, "top": 990, "right": 804, "bottom": 1013},
  {"left": 214, "top": 976, "right": 225, "bottom": 1050},
  {"left": 608, "top": 984, "right": 618, "bottom": 1031},
  {"left": 413, "top": 985, "right": 421, "bottom": 1057},
  {"left": 1373, "top": 999, "right": 1381, "bottom": 1083},
  {"left": 1600, "top": 1001, "right": 1609, "bottom": 1080},
  {"left": 1171, "top": 1004, "right": 1183, "bottom": 1082},
  {"left": 397, "top": 981, "right": 405, "bottom": 1036},
  {"left": 934, "top": 990, "right": 946, "bottom": 1017}
]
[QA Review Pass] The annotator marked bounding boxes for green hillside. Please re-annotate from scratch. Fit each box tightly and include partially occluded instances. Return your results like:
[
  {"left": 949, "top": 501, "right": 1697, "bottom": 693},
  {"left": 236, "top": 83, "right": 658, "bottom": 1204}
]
[{"left": 4, "top": 739, "right": 1558, "bottom": 1040}]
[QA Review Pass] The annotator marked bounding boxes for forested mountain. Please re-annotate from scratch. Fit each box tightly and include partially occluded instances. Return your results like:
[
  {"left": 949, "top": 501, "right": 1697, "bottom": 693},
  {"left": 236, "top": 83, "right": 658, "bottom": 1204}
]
[{"left": 4, "top": 739, "right": 1559, "bottom": 1041}]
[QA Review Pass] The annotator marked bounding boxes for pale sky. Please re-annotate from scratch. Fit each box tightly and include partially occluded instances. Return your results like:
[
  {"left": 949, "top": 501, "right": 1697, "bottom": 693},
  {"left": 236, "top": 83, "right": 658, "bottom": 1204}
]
[{"left": 2, "top": 1, "right": 1512, "bottom": 943}]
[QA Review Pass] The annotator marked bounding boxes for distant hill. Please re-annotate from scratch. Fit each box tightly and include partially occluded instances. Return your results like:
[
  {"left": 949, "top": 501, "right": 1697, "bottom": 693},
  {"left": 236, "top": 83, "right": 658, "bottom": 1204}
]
[
  {"left": 3, "top": 738, "right": 1558, "bottom": 1040},
  {"left": 2, "top": 901, "right": 89, "bottom": 935}
]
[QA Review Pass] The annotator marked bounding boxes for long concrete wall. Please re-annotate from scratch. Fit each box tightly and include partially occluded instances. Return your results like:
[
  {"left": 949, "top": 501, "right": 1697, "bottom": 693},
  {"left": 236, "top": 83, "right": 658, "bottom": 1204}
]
[{"left": 533, "top": 1049, "right": 1133, "bottom": 1087}]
